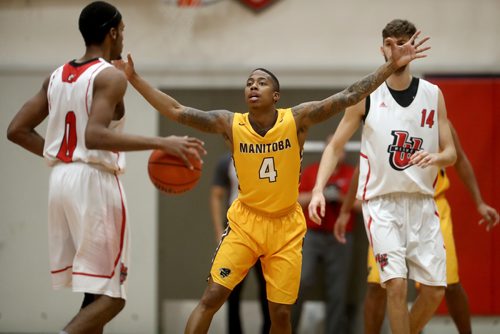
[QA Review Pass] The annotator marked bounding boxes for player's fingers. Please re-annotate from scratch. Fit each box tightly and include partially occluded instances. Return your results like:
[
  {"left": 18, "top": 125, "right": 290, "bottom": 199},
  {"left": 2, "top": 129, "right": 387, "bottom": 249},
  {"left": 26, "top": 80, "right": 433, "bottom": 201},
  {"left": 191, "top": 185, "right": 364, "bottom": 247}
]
[
  {"left": 178, "top": 152, "right": 194, "bottom": 170},
  {"left": 409, "top": 30, "right": 421, "bottom": 44},
  {"left": 187, "top": 138, "right": 207, "bottom": 155},
  {"left": 127, "top": 53, "right": 134, "bottom": 67},
  {"left": 309, "top": 210, "right": 320, "bottom": 225},
  {"left": 492, "top": 210, "right": 500, "bottom": 224},
  {"left": 415, "top": 36, "right": 430, "bottom": 48},
  {"left": 416, "top": 45, "right": 431, "bottom": 54}
]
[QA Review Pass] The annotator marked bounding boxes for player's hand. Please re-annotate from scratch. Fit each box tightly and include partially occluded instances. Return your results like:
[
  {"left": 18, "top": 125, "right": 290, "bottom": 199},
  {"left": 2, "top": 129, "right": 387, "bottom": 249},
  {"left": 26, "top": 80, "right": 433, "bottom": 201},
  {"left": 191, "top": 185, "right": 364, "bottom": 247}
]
[
  {"left": 160, "top": 135, "right": 206, "bottom": 170},
  {"left": 308, "top": 189, "right": 326, "bottom": 225},
  {"left": 410, "top": 150, "right": 438, "bottom": 168},
  {"left": 478, "top": 202, "right": 500, "bottom": 231},
  {"left": 387, "top": 30, "right": 431, "bottom": 69},
  {"left": 112, "top": 53, "right": 136, "bottom": 80},
  {"left": 334, "top": 211, "right": 350, "bottom": 244}
]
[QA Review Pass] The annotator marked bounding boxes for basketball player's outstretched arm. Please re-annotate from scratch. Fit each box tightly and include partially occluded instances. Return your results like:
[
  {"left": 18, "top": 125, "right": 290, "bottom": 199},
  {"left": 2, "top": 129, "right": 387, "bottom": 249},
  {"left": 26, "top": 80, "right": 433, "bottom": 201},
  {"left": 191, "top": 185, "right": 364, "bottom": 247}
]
[
  {"left": 84, "top": 67, "right": 206, "bottom": 167},
  {"left": 308, "top": 103, "right": 363, "bottom": 225},
  {"left": 115, "top": 54, "right": 233, "bottom": 140},
  {"left": 449, "top": 123, "right": 499, "bottom": 230},
  {"left": 7, "top": 77, "right": 50, "bottom": 157},
  {"left": 292, "top": 31, "right": 430, "bottom": 130}
]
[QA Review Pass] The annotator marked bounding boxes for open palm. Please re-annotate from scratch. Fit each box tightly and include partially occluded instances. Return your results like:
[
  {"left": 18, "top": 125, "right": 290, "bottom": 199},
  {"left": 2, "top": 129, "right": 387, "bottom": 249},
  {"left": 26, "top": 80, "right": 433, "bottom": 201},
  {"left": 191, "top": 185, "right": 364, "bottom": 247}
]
[{"left": 388, "top": 31, "right": 431, "bottom": 68}]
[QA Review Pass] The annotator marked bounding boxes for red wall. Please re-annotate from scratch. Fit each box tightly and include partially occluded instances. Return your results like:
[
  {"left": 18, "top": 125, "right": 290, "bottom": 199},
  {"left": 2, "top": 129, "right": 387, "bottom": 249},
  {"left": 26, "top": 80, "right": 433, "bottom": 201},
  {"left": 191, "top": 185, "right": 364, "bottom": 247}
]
[{"left": 425, "top": 76, "right": 500, "bottom": 315}]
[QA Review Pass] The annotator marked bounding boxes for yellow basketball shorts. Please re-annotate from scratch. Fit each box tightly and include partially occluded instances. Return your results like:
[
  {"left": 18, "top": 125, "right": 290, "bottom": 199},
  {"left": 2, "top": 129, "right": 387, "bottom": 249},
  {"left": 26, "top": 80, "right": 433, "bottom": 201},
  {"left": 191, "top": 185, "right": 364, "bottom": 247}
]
[
  {"left": 210, "top": 199, "right": 307, "bottom": 304},
  {"left": 367, "top": 195, "right": 459, "bottom": 285}
]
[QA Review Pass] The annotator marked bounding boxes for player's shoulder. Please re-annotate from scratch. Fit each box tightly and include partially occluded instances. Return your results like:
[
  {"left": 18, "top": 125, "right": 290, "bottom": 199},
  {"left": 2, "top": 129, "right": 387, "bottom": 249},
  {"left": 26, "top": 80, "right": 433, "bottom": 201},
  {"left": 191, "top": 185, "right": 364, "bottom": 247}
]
[
  {"left": 94, "top": 62, "right": 127, "bottom": 91},
  {"left": 418, "top": 77, "right": 439, "bottom": 91}
]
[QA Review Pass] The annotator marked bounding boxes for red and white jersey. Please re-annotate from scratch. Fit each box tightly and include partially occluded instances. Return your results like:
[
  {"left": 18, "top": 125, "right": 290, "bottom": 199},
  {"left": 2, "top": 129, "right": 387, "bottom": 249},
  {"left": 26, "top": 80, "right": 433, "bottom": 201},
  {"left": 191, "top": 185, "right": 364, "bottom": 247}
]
[
  {"left": 44, "top": 58, "right": 126, "bottom": 173},
  {"left": 357, "top": 79, "right": 439, "bottom": 200}
]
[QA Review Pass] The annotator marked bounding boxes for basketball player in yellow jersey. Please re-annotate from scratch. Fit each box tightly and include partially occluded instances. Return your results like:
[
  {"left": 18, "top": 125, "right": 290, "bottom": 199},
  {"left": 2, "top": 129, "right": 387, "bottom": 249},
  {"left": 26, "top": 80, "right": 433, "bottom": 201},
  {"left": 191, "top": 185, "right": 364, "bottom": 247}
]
[
  {"left": 115, "top": 31, "right": 430, "bottom": 333},
  {"left": 335, "top": 124, "right": 499, "bottom": 334}
]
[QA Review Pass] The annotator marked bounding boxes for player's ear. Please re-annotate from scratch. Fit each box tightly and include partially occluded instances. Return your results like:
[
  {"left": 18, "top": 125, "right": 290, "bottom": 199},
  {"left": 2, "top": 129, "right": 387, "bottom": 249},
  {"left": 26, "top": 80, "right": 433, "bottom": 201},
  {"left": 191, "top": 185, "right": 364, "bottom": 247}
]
[
  {"left": 273, "top": 91, "right": 280, "bottom": 103},
  {"left": 110, "top": 27, "right": 118, "bottom": 40}
]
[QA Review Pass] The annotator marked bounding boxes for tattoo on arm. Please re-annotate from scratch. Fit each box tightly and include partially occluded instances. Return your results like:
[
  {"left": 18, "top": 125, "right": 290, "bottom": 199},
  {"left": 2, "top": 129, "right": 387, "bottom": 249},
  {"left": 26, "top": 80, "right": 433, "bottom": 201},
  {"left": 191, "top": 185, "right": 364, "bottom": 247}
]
[
  {"left": 305, "top": 62, "right": 395, "bottom": 124},
  {"left": 178, "top": 108, "right": 232, "bottom": 134}
]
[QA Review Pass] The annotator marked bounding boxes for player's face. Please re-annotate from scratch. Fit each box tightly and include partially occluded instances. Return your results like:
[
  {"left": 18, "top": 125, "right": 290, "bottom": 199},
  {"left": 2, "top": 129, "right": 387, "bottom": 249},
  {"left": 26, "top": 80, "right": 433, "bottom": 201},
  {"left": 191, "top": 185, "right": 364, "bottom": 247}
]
[
  {"left": 381, "top": 35, "right": 411, "bottom": 73},
  {"left": 245, "top": 71, "right": 279, "bottom": 108},
  {"left": 110, "top": 21, "right": 125, "bottom": 61}
]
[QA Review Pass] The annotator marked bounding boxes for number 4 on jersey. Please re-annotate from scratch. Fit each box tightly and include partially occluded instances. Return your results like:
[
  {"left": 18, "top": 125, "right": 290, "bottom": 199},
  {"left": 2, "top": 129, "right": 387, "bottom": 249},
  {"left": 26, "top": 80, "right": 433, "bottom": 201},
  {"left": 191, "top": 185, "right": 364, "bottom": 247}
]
[{"left": 259, "top": 157, "right": 277, "bottom": 182}]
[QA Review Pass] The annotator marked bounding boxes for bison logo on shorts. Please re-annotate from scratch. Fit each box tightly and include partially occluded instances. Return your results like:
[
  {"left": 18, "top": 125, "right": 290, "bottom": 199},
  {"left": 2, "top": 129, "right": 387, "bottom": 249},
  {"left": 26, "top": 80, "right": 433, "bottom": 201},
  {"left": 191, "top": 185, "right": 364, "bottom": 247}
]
[
  {"left": 387, "top": 130, "right": 423, "bottom": 171},
  {"left": 219, "top": 268, "right": 231, "bottom": 278}
]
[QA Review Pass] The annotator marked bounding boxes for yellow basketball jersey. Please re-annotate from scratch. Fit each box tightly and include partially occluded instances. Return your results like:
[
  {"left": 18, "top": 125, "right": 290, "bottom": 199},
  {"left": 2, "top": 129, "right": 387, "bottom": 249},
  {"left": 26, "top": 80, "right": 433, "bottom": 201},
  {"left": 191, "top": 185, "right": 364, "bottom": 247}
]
[
  {"left": 434, "top": 168, "right": 450, "bottom": 198},
  {"left": 232, "top": 108, "right": 302, "bottom": 215}
]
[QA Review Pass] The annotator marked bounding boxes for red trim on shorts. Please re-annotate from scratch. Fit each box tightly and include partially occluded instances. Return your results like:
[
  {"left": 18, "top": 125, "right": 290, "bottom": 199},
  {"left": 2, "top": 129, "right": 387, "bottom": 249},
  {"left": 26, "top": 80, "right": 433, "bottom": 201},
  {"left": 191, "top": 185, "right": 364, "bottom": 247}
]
[
  {"left": 434, "top": 210, "right": 440, "bottom": 218},
  {"left": 432, "top": 173, "right": 438, "bottom": 189},
  {"left": 360, "top": 152, "right": 371, "bottom": 200},
  {"left": 51, "top": 265, "right": 73, "bottom": 274},
  {"left": 367, "top": 216, "right": 374, "bottom": 246},
  {"left": 72, "top": 174, "right": 126, "bottom": 280}
]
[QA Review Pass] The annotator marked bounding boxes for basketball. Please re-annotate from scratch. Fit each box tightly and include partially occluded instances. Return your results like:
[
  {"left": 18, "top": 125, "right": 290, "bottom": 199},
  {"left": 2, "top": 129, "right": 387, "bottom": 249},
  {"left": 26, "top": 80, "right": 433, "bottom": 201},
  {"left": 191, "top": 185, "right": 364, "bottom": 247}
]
[{"left": 147, "top": 149, "right": 202, "bottom": 194}]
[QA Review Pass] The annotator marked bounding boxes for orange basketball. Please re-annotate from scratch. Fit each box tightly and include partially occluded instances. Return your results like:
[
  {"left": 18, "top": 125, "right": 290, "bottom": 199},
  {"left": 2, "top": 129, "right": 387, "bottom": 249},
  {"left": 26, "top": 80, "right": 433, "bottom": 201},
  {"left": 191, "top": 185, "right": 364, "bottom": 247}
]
[{"left": 147, "top": 149, "right": 202, "bottom": 194}]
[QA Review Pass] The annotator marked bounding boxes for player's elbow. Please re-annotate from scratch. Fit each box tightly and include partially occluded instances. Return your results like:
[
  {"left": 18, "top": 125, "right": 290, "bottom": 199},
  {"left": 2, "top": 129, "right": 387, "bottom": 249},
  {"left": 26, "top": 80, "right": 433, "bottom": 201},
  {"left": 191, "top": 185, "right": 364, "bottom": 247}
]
[
  {"left": 443, "top": 148, "right": 457, "bottom": 167},
  {"left": 84, "top": 127, "right": 104, "bottom": 150},
  {"left": 6, "top": 122, "right": 24, "bottom": 145}
]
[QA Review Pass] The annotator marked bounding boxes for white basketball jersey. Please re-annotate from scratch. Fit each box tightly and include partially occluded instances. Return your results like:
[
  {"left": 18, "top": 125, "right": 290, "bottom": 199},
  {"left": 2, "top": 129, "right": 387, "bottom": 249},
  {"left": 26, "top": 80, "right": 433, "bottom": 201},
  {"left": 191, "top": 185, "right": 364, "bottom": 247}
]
[
  {"left": 357, "top": 79, "right": 439, "bottom": 200},
  {"left": 44, "top": 58, "right": 126, "bottom": 173}
]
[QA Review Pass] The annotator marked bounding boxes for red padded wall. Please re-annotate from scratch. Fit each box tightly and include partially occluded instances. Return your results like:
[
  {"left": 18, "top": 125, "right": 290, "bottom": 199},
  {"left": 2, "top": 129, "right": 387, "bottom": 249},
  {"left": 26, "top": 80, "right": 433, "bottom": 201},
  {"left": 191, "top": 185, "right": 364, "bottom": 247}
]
[{"left": 426, "top": 76, "right": 499, "bottom": 315}]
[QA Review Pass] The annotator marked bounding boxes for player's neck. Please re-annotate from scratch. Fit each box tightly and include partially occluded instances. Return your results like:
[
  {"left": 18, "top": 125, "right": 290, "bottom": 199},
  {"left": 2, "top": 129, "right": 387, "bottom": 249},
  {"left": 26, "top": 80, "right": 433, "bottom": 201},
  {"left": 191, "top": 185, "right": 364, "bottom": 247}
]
[
  {"left": 386, "top": 69, "right": 413, "bottom": 91},
  {"left": 78, "top": 45, "right": 111, "bottom": 63},
  {"left": 248, "top": 109, "right": 278, "bottom": 136}
]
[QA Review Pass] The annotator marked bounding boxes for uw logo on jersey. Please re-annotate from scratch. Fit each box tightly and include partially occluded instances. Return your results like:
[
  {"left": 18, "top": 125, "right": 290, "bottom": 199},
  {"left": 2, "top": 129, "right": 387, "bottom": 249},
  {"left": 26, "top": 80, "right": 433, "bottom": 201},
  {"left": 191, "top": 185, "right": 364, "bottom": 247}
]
[{"left": 387, "top": 130, "right": 423, "bottom": 171}]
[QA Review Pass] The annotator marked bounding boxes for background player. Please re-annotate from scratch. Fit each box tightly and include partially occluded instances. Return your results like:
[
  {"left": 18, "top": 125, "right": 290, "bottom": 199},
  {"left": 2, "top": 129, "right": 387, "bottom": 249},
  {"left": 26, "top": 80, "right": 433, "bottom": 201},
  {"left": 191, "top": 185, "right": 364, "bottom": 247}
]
[
  {"left": 6, "top": 2, "right": 204, "bottom": 333},
  {"left": 335, "top": 121, "right": 499, "bottom": 334},
  {"left": 308, "top": 19, "right": 456, "bottom": 334},
  {"left": 291, "top": 140, "right": 358, "bottom": 334},
  {"left": 115, "top": 32, "right": 430, "bottom": 333}
]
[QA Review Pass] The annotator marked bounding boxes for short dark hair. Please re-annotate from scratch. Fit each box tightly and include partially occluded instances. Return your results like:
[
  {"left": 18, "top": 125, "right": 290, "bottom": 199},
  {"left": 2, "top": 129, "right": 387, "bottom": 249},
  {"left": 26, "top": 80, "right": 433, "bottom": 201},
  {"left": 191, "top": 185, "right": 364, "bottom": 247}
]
[
  {"left": 253, "top": 68, "right": 280, "bottom": 92},
  {"left": 382, "top": 19, "right": 416, "bottom": 40},
  {"left": 79, "top": 1, "right": 122, "bottom": 46}
]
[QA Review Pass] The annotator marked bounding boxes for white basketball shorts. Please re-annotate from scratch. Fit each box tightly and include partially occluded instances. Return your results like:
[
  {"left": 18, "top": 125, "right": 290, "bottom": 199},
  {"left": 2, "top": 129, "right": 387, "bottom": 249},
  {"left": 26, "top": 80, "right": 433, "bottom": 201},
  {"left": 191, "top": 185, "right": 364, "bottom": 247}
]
[
  {"left": 362, "top": 192, "right": 446, "bottom": 287},
  {"left": 48, "top": 162, "right": 129, "bottom": 299}
]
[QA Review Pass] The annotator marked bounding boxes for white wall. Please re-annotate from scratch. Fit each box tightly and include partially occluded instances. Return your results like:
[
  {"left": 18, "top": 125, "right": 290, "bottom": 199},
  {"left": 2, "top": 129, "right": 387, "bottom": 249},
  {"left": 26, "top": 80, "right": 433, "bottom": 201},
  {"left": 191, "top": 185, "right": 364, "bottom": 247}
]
[{"left": 0, "top": 0, "right": 499, "bottom": 333}]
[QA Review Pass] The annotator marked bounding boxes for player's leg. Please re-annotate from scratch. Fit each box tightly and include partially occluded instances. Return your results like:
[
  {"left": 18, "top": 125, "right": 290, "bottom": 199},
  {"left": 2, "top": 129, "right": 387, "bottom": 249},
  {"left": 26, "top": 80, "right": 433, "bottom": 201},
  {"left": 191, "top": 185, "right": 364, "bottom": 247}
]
[
  {"left": 409, "top": 284, "right": 445, "bottom": 334},
  {"left": 364, "top": 247, "right": 386, "bottom": 334},
  {"left": 385, "top": 278, "right": 410, "bottom": 334},
  {"left": 323, "top": 232, "right": 353, "bottom": 334},
  {"left": 185, "top": 278, "right": 232, "bottom": 333},
  {"left": 407, "top": 195, "right": 446, "bottom": 334},
  {"left": 228, "top": 278, "right": 244, "bottom": 334},
  {"left": 53, "top": 165, "right": 130, "bottom": 333},
  {"left": 261, "top": 204, "right": 306, "bottom": 334},
  {"left": 290, "top": 230, "right": 320, "bottom": 333},
  {"left": 364, "top": 283, "right": 387, "bottom": 334},
  {"left": 445, "top": 283, "right": 471, "bottom": 334},
  {"left": 268, "top": 302, "right": 293, "bottom": 334},
  {"left": 362, "top": 195, "right": 411, "bottom": 334},
  {"left": 436, "top": 197, "right": 472, "bottom": 334},
  {"left": 254, "top": 260, "right": 271, "bottom": 334},
  {"left": 188, "top": 205, "right": 260, "bottom": 333},
  {"left": 63, "top": 294, "right": 125, "bottom": 334}
]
